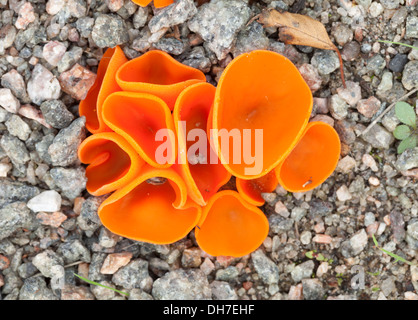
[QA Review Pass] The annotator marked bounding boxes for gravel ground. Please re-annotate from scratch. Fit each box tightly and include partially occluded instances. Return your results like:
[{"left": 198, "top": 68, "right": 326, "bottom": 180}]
[{"left": 0, "top": 0, "right": 418, "bottom": 301}]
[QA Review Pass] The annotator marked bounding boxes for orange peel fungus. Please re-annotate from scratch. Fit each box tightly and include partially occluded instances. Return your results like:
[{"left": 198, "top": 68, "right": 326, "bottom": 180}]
[
  {"left": 212, "top": 50, "right": 313, "bottom": 180},
  {"left": 236, "top": 170, "right": 278, "bottom": 207},
  {"left": 115, "top": 50, "right": 206, "bottom": 110},
  {"left": 99, "top": 166, "right": 201, "bottom": 244},
  {"left": 275, "top": 121, "right": 341, "bottom": 192},
  {"left": 102, "top": 91, "right": 177, "bottom": 169},
  {"left": 131, "top": 0, "right": 174, "bottom": 8},
  {"left": 173, "top": 82, "right": 231, "bottom": 206},
  {"left": 79, "top": 46, "right": 128, "bottom": 133},
  {"left": 78, "top": 47, "right": 341, "bottom": 258},
  {"left": 195, "top": 190, "right": 269, "bottom": 257},
  {"left": 78, "top": 132, "right": 145, "bottom": 196}
]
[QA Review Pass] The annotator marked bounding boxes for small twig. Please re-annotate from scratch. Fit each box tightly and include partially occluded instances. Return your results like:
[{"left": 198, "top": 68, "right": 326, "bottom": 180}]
[{"left": 359, "top": 88, "right": 418, "bottom": 137}]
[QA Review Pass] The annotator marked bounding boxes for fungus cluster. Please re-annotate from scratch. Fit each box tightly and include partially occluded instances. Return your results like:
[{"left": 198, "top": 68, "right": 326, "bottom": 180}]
[
  {"left": 131, "top": 0, "right": 174, "bottom": 9},
  {"left": 78, "top": 46, "right": 341, "bottom": 257}
]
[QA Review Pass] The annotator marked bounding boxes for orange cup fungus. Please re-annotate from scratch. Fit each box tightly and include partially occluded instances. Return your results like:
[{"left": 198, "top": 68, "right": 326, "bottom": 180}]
[
  {"left": 99, "top": 166, "right": 201, "bottom": 244},
  {"left": 131, "top": 0, "right": 174, "bottom": 8},
  {"left": 102, "top": 91, "right": 176, "bottom": 169},
  {"left": 173, "top": 82, "right": 231, "bottom": 206},
  {"left": 275, "top": 121, "right": 341, "bottom": 193},
  {"left": 212, "top": 50, "right": 313, "bottom": 180},
  {"left": 115, "top": 50, "right": 206, "bottom": 110},
  {"left": 236, "top": 170, "right": 278, "bottom": 207},
  {"left": 79, "top": 46, "right": 128, "bottom": 133},
  {"left": 78, "top": 48, "right": 341, "bottom": 258},
  {"left": 78, "top": 132, "right": 145, "bottom": 196},
  {"left": 195, "top": 190, "right": 269, "bottom": 257}
]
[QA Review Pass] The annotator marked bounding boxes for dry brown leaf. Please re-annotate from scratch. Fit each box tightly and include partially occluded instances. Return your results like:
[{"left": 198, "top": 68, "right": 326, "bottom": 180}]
[{"left": 256, "top": 9, "right": 346, "bottom": 87}]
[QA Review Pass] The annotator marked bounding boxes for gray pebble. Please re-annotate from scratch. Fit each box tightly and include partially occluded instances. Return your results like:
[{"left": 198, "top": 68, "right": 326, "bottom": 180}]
[
  {"left": 57, "top": 239, "right": 91, "bottom": 264},
  {"left": 0, "top": 202, "right": 38, "bottom": 240},
  {"left": 362, "top": 124, "right": 394, "bottom": 149},
  {"left": 0, "top": 133, "right": 30, "bottom": 165},
  {"left": 92, "top": 14, "right": 129, "bottom": 48},
  {"left": 112, "top": 259, "right": 152, "bottom": 291},
  {"left": 179, "top": 46, "right": 211, "bottom": 73},
  {"left": 188, "top": 0, "right": 251, "bottom": 60},
  {"left": 57, "top": 46, "right": 83, "bottom": 73},
  {"left": 50, "top": 166, "right": 87, "bottom": 200},
  {"left": 401, "top": 61, "right": 418, "bottom": 90},
  {"left": 19, "top": 276, "right": 58, "bottom": 300},
  {"left": 153, "top": 37, "right": 186, "bottom": 55},
  {"left": 5, "top": 115, "right": 31, "bottom": 141},
  {"left": 40, "top": 100, "right": 75, "bottom": 129},
  {"left": 311, "top": 50, "right": 340, "bottom": 75},
  {"left": 32, "top": 249, "right": 64, "bottom": 278},
  {"left": 291, "top": 260, "right": 314, "bottom": 283},
  {"left": 232, "top": 22, "right": 269, "bottom": 57},
  {"left": 210, "top": 280, "right": 238, "bottom": 300},
  {"left": 395, "top": 147, "right": 418, "bottom": 172},
  {"left": 251, "top": 249, "right": 280, "bottom": 285},
  {"left": 366, "top": 55, "right": 386, "bottom": 75},
  {"left": 149, "top": 0, "right": 197, "bottom": 34},
  {"left": 389, "top": 54, "right": 408, "bottom": 73},
  {"left": 215, "top": 266, "right": 239, "bottom": 281},
  {"left": 302, "top": 278, "right": 324, "bottom": 300},
  {"left": 0, "top": 179, "right": 40, "bottom": 208},
  {"left": 405, "top": 15, "right": 418, "bottom": 39},
  {"left": 152, "top": 269, "right": 211, "bottom": 300},
  {"left": 48, "top": 117, "right": 86, "bottom": 167},
  {"left": 77, "top": 196, "right": 105, "bottom": 233}
]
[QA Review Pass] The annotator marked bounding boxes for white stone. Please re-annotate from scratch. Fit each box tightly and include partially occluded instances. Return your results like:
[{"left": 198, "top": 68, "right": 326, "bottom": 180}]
[
  {"left": 274, "top": 201, "right": 290, "bottom": 217},
  {"left": 43, "top": 41, "right": 67, "bottom": 66},
  {"left": 27, "top": 190, "right": 62, "bottom": 212},
  {"left": 336, "top": 155, "right": 356, "bottom": 173},
  {"left": 27, "top": 64, "right": 61, "bottom": 105},
  {"left": 316, "top": 262, "right": 329, "bottom": 277},
  {"left": 0, "top": 163, "right": 12, "bottom": 177},
  {"left": 362, "top": 154, "right": 379, "bottom": 172},
  {"left": 336, "top": 185, "right": 352, "bottom": 201},
  {"left": 0, "top": 88, "right": 20, "bottom": 113},
  {"left": 369, "top": 2, "right": 384, "bottom": 18},
  {"left": 46, "top": 0, "right": 67, "bottom": 15}
]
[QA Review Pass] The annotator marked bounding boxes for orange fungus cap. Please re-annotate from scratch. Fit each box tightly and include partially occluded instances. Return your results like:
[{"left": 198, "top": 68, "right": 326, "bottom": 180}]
[
  {"left": 195, "top": 190, "right": 269, "bottom": 257},
  {"left": 102, "top": 91, "right": 177, "bottom": 169},
  {"left": 131, "top": 0, "right": 174, "bottom": 8},
  {"left": 212, "top": 50, "right": 313, "bottom": 180},
  {"left": 98, "top": 166, "right": 201, "bottom": 244},
  {"left": 275, "top": 121, "right": 341, "bottom": 192},
  {"left": 79, "top": 46, "right": 128, "bottom": 133},
  {"left": 78, "top": 132, "right": 145, "bottom": 196},
  {"left": 236, "top": 170, "right": 278, "bottom": 207},
  {"left": 115, "top": 50, "right": 206, "bottom": 110},
  {"left": 173, "top": 82, "right": 231, "bottom": 206}
]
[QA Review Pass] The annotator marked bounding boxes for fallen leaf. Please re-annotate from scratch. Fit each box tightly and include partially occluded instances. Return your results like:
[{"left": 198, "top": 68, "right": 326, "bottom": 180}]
[{"left": 256, "top": 9, "right": 346, "bottom": 87}]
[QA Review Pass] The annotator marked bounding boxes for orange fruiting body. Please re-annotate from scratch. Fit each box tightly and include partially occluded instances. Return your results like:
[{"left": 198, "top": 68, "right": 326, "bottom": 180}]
[
  {"left": 78, "top": 48, "right": 341, "bottom": 258},
  {"left": 98, "top": 166, "right": 201, "bottom": 244},
  {"left": 116, "top": 50, "right": 206, "bottom": 110},
  {"left": 102, "top": 91, "right": 176, "bottom": 169},
  {"left": 275, "top": 121, "right": 341, "bottom": 192},
  {"left": 195, "top": 190, "right": 269, "bottom": 257},
  {"left": 212, "top": 50, "right": 313, "bottom": 180},
  {"left": 173, "top": 82, "right": 231, "bottom": 206},
  {"left": 236, "top": 170, "right": 278, "bottom": 207},
  {"left": 78, "top": 132, "right": 145, "bottom": 196},
  {"left": 79, "top": 46, "right": 127, "bottom": 133},
  {"left": 131, "top": 0, "right": 174, "bottom": 8}
]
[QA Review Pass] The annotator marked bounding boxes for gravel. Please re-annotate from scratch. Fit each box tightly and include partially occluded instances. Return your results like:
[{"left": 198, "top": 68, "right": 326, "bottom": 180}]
[{"left": 0, "top": 0, "right": 417, "bottom": 302}]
